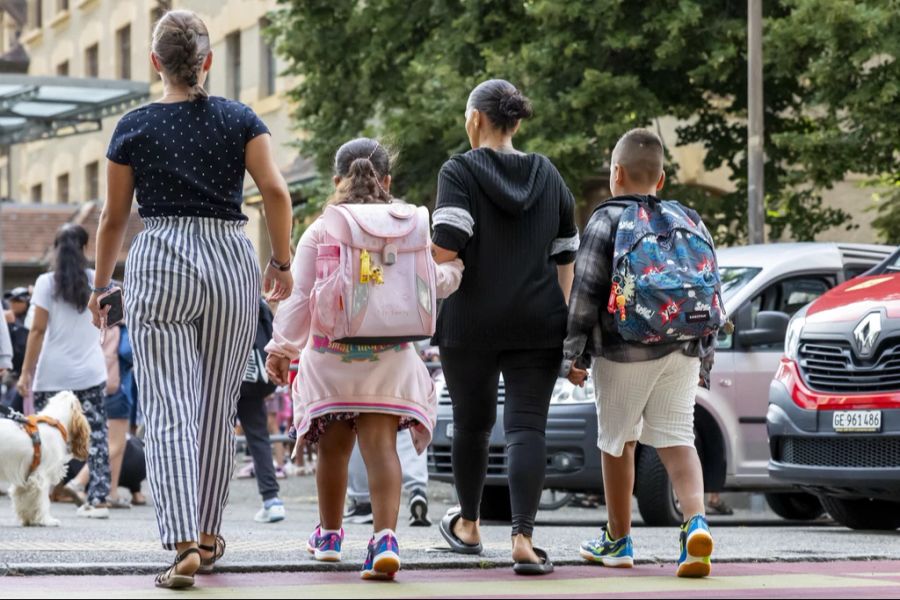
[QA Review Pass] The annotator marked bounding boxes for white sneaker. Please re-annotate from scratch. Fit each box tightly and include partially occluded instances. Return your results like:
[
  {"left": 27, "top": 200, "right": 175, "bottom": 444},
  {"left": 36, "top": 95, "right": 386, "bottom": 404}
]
[
  {"left": 76, "top": 504, "right": 110, "bottom": 519},
  {"left": 254, "top": 499, "right": 286, "bottom": 523}
]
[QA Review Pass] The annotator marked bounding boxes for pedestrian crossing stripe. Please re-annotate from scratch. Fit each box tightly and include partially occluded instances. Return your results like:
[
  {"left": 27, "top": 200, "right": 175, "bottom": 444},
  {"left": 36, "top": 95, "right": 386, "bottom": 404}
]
[{"left": 3, "top": 569, "right": 900, "bottom": 599}]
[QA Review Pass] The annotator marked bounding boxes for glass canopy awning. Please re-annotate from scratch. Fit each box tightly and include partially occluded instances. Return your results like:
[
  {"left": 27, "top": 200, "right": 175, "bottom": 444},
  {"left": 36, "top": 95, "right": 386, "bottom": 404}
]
[{"left": 0, "top": 74, "right": 149, "bottom": 145}]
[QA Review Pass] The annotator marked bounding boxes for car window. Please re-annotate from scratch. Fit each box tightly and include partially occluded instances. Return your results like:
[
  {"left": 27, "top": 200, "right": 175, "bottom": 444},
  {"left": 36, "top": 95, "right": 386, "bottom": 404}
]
[
  {"left": 780, "top": 278, "right": 831, "bottom": 315},
  {"left": 872, "top": 249, "right": 900, "bottom": 275},
  {"left": 845, "top": 265, "right": 874, "bottom": 280},
  {"left": 741, "top": 274, "right": 835, "bottom": 349},
  {"left": 720, "top": 267, "right": 763, "bottom": 303}
]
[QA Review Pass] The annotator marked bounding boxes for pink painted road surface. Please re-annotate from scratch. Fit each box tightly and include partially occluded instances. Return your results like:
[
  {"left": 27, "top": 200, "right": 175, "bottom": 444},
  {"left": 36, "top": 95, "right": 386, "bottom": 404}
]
[{"left": 2, "top": 561, "right": 900, "bottom": 598}]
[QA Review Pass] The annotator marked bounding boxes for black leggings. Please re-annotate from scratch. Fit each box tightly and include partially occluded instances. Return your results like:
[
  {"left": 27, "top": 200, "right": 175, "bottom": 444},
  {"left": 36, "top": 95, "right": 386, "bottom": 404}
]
[
  {"left": 237, "top": 388, "right": 280, "bottom": 502},
  {"left": 441, "top": 346, "right": 562, "bottom": 537}
]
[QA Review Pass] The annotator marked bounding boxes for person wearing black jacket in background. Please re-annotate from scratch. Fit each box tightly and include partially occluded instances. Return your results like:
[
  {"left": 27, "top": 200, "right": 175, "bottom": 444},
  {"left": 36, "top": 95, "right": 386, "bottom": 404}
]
[
  {"left": 237, "top": 298, "right": 285, "bottom": 523},
  {"left": 431, "top": 79, "right": 578, "bottom": 575}
]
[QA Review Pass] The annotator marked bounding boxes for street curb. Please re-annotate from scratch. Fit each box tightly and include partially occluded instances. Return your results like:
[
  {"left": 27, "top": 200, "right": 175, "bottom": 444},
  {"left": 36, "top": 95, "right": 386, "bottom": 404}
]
[{"left": 2, "top": 554, "right": 895, "bottom": 577}]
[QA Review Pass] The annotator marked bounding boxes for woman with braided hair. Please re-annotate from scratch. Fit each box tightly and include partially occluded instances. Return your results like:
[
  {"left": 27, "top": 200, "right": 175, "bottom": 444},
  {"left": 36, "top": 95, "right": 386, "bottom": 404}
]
[{"left": 91, "top": 10, "right": 293, "bottom": 589}]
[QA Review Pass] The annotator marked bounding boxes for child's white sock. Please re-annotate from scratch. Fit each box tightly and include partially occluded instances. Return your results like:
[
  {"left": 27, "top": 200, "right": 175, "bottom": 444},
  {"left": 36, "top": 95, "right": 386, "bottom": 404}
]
[
  {"left": 321, "top": 528, "right": 341, "bottom": 536},
  {"left": 373, "top": 528, "right": 395, "bottom": 541}
]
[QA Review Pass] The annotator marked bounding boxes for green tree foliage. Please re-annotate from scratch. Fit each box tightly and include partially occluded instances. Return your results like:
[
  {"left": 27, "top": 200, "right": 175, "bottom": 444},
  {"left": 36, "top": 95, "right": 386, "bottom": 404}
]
[{"left": 269, "top": 0, "right": 898, "bottom": 244}]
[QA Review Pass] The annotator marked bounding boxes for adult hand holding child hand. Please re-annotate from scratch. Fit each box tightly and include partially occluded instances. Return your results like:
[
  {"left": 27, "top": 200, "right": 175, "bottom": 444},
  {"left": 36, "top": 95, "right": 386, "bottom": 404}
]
[
  {"left": 567, "top": 366, "right": 588, "bottom": 387},
  {"left": 266, "top": 354, "right": 291, "bottom": 386}
]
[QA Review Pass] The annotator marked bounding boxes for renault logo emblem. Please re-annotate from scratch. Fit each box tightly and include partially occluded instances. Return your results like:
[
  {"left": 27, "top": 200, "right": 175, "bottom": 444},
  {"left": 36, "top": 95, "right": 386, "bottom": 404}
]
[{"left": 853, "top": 312, "right": 882, "bottom": 358}]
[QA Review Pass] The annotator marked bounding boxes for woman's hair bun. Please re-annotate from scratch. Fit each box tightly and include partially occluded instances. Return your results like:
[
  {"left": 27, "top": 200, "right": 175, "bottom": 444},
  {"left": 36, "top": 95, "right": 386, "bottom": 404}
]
[
  {"left": 498, "top": 91, "right": 533, "bottom": 121},
  {"left": 467, "top": 79, "right": 533, "bottom": 132}
]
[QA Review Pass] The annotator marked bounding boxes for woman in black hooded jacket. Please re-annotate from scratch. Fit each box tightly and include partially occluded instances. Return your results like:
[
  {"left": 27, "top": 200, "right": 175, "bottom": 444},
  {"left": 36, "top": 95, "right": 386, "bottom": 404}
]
[{"left": 432, "top": 79, "right": 578, "bottom": 574}]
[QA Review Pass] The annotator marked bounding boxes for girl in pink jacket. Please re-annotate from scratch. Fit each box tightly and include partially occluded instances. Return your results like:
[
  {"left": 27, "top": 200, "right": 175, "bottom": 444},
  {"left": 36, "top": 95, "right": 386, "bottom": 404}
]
[{"left": 266, "top": 138, "right": 462, "bottom": 581}]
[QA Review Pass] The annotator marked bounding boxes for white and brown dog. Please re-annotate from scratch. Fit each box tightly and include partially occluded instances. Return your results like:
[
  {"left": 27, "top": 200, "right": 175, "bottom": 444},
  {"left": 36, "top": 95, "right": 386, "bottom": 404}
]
[{"left": 0, "top": 391, "right": 90, "bottom": 526}]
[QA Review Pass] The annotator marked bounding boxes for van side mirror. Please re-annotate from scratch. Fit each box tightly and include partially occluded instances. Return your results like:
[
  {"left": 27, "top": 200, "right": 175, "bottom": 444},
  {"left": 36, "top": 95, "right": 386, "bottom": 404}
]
[{"left": 736, "top": 311, "right": 790, "bottom": 348}]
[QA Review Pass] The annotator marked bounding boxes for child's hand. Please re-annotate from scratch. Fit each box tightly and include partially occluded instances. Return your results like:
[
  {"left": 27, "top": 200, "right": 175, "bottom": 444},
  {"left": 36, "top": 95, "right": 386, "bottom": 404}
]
[
  {"left": 567, "top": 366, "right": 588, "bottom": 387},
  {"left": 266, "top": 354, "right": 291, "bottom": 386}
]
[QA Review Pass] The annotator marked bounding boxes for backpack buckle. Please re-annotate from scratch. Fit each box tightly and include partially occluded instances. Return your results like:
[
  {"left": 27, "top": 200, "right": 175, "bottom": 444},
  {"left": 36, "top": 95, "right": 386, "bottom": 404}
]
[{"left": 383, "top": 243, "right": 398, "bottom": 266}]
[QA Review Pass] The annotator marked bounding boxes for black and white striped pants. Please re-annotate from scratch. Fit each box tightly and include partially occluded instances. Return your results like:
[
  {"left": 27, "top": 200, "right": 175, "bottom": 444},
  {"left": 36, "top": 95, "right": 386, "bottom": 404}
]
[{"left": 125, "top": 217, "right": 259, "bottom": 550}]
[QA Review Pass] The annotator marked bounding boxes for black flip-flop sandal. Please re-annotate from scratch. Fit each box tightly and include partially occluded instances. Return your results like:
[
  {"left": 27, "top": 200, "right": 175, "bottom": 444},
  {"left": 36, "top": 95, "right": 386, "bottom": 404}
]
[
  {"left": 197, "top": 535, "right": 226, "bottom": 574},
  {"left": 155, "top": 547, "right": 200, "bottom": 589},
  {"left": 439, "top": 510, "right": 483, "bottom": 555},
  {"left": 513, "top": 547, "right": 555, "bottom": 576}
]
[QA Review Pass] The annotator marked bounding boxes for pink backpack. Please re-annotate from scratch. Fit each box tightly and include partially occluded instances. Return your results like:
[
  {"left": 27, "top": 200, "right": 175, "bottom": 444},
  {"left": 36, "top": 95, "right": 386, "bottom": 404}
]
[{"left": 312, "top": 203, "right": 437, "bottom": 344}]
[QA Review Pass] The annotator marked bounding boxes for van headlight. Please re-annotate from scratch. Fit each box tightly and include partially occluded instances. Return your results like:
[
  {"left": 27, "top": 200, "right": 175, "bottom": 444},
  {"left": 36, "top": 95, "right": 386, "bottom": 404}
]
[
  {"left": 551, "top": 378, "right": 596, "bottom": 404},
  {"left": 784, "top": 315, "right": 806, "bottom": 361}
]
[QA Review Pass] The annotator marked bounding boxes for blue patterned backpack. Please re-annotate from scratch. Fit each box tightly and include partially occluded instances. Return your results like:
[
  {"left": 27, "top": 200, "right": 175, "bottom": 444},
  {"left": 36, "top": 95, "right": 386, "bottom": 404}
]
[{"left": 607, "top": 198, "right": 724, "bottom": 345}]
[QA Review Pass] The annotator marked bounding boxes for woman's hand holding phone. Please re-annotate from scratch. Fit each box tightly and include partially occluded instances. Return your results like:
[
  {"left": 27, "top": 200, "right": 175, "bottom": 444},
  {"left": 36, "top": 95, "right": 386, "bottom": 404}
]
[{"left": 89, "top": 287, "right": 124, "bottom": 330}]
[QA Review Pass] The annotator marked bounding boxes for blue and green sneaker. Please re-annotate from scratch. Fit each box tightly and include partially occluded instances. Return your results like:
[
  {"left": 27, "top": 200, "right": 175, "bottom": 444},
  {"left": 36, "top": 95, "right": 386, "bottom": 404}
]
[
  {"left": 579, "top": 525, "right": 634, "bottom": 568},
  {"left": 677, "top": 513, "right": 713, "bottom": 578}
]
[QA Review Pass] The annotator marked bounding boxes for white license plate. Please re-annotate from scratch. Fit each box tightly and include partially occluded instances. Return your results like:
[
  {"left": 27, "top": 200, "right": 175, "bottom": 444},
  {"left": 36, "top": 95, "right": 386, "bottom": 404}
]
[{"left": 833, "top": 410, "right": 882, "bottom": 433}]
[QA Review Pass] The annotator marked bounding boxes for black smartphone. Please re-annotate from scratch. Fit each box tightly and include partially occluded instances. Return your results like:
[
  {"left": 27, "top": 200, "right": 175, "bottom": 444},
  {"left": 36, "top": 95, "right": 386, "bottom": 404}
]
[{"left": 99, "top": 288, "right": 125, "bottom": 327}]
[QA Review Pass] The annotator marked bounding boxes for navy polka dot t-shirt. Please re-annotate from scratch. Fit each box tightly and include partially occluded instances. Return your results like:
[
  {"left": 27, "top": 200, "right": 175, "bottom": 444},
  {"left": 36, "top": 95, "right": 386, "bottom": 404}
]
[{"left": 106, "top": 96, "right": 270, "bottom": 222}]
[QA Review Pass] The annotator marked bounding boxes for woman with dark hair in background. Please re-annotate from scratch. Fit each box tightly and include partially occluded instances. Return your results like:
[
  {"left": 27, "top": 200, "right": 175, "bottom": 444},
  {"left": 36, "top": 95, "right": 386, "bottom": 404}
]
[
  {"left": 17, "top": 223, "right": 110, "bottom": 518},
  {"left": 432, "top": 79, "right": 579, "bottom": 575}
]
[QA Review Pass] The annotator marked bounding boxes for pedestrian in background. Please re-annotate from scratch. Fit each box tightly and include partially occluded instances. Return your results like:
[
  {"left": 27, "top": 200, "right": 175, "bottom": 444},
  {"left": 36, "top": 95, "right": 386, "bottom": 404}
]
[
  {"left": 0, "top": 312, "right": 11, "bottom": 376},
  {"left": 431, "top": 79, "right": 578, "bottom": 575},
  {"left": 345, "top": 434, "right": 431, "bottom": 527},
  {"left": 90, "top": 9, "right": 293, "bottom": 590},
  {"left": 237, "top": 297, "right": 286, "bottom": 524},
  {"left": 17, "top": 224, "right": 110, "bottom": 519},
  {"left": 101, "top": 316, "right": 135, "bottom": 510},
  {"left": 2, "top": 287, "right": 31, "bottom": 412}
]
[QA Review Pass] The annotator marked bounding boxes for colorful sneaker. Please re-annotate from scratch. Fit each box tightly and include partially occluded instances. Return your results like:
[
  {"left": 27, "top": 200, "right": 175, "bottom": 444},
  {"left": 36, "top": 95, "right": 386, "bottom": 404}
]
[
  {"left": 579, "top": 525, "right": 634, "bottom": 567},
  {"left": 306, "top": 525, "right": 344, "bottom": 562},
  {"left": 677, "top": 514, "right": 713, "bottom": 578},
  {"left": 361, "top": 530, "right": 401, "bottom": 580}
]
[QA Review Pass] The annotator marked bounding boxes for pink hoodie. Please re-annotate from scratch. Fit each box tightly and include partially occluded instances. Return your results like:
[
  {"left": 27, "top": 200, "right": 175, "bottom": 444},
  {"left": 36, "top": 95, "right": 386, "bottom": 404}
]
[{"left": 266, "top": 217, "right": 463, "bottom": 455}]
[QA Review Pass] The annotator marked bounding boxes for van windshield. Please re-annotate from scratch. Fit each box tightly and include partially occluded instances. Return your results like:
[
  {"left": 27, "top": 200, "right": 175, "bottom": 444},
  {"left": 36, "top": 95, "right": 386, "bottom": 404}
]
[{"left": 720, "top": 267, "right": 762, "bottom": 302}]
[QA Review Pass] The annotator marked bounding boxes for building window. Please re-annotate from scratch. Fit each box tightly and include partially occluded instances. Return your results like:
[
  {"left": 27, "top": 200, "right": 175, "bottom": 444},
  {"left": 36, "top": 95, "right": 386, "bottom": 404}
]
[
  {"left": 117, "top": 24, "right": 131, "bottom": 80},
  {"left": 85, "top": 43, "right": 99, "bottom": 78},
  {"left": 29, "top": 0, "right": 42, "bottom": 29},
  {"left": 31, "top": 183, "right": 42, "bottom": 204},
  {"left": 226, "top": 31, "right": 241, "bottom": 100},
  {"left": 57, "top": 173, "right": 69, "bottom": 204},
  {"left": 85, "top": 161, "right": 99, "bottom": 201},
  {"left": 58, "top": 0, "right": 69, "bottom": 11},
  {"left": 56, "top": 60, "right": 69, "bottom": 76},
  {"left": 260, "top": 19, "right": 276, "bottom": 98},
  {"left": 149, "top": 5, "right": 165, "bottom": 79}
]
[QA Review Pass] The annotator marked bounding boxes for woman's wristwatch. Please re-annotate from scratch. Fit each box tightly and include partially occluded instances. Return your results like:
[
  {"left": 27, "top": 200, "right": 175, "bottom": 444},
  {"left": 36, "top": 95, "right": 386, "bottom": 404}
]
[{"left": 269, "top": 256, "right": 291, "bottom": 272}]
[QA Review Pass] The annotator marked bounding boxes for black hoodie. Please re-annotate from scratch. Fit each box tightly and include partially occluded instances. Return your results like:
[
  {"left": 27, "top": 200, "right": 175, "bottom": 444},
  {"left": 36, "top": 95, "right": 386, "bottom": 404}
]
[{"left": 432, "top": 148, "right": 578, "bottom": 349}]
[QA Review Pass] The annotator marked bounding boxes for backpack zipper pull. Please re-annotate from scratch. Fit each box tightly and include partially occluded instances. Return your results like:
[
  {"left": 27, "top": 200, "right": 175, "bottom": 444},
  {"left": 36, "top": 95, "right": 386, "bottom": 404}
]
[
  {"left": 608, "top": 282, "right": 620, "bottom": 314},
  {"left": 617, "top": 294, "right": 628, "bottom": 321}
]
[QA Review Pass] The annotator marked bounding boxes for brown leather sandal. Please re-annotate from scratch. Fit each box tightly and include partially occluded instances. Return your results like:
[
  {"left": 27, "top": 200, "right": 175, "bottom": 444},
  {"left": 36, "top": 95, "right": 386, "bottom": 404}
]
[
  {"left": 197, "top": 535, "right": 226, "bottom": 574},
  {"left": 155, "top": 547, "right": 201, "bottom": 589}
]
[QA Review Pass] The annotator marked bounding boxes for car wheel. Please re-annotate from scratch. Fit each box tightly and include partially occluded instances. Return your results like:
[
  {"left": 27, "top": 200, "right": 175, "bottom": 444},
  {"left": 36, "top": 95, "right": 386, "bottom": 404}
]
[
  {"left": 635, "top": 447, "right": 682, "bottom": 526},
  {"left": 819, "top": 495, "right": 900, "bottom": 531},
  {"left": 764, "top": 492, "right": 825, "bottom": 521},
  {"left": 539, "top": 489, "right": 575, "bottom": 511},
  {"left": 479, "top": 485, "right": 512, "bottom": 522}
]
